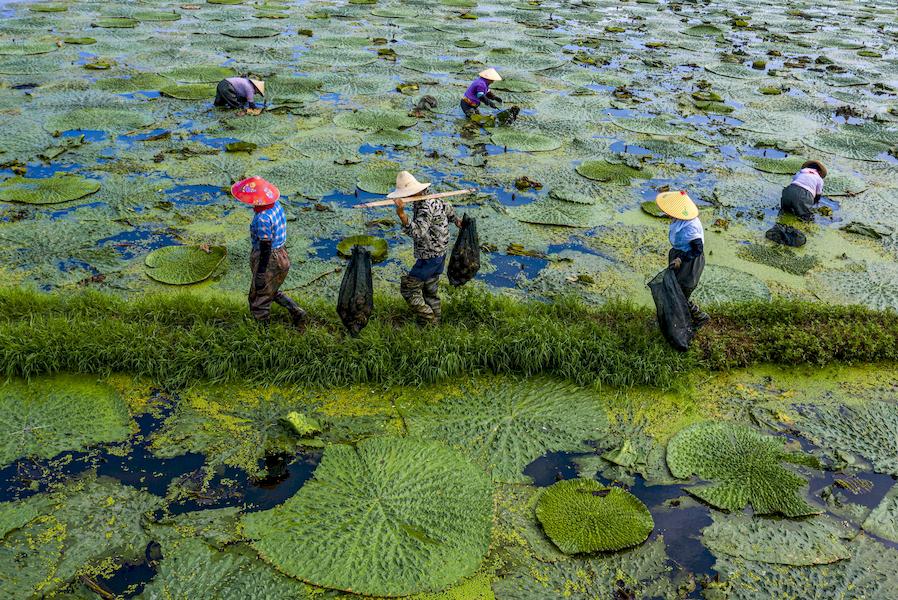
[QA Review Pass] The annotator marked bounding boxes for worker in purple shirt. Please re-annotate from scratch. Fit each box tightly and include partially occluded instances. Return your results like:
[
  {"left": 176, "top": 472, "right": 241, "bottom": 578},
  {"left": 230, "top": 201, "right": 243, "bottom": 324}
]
[
  {"left": 781, "top": 160, "right": 827, "bottom": 222},
  {"left": 461, "top": 68, "right": 503, "bottom": 118},
  {"left": 214, "top": 76, "right": 265, "bottom": 113}
]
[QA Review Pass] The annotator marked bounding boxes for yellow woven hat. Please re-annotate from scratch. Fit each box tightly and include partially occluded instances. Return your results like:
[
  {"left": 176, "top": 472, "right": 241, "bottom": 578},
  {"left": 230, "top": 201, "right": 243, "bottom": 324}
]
[
  {"left": 249, "top": 78, "right": 265, "bottom": 96},
  {"left": 387, "top": 171, "right": 431, "bottom": 199},
  {"left": 655, "top": 190, "right": 699, "bottom": 220},
  {"left": 478, "top": 68, "right": 502, "bottom": 81}
]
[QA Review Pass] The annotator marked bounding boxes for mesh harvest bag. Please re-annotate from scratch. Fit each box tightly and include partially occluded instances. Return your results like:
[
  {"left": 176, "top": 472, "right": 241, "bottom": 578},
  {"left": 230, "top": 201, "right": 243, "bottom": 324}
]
[
  {"left": 447, "top": 213, "right": 481, "bottom": 286},
  {"left": 648, "top": 268, "right": 695, "bottom": 352},
  {"left": 337, "top": 245, "right": 374, "bottom": 336},
  {"left": 765, "top": 223, "right": 807, "bottom": 247}
]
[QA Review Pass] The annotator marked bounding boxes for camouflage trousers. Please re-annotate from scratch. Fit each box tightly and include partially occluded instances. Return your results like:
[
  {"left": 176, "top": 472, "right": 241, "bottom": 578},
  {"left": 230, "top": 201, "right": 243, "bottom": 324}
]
[
  {"left": 400, "top": 275, "right": 441, "bottom": 325},
  {"left": 249, "top": 247, "right": 294, "bottom": 321}
]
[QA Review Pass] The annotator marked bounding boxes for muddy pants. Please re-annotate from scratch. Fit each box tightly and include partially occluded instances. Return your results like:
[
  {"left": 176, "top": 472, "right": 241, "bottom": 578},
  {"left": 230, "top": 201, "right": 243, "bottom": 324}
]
[
  {"left": 460, "top": 99, "right": 479, "bottom": 118},
  {"left": 249, "top": 247, "right": 294, "bottom": 321},
  {"left": 668, "top": 248, "right": 707, "bottom": 323},
  {"left": 214, "top": 80, "right": 243, "bottom": 109},
  {"left": 780, "top": 183, "right": 815, "bottom": 222},
  {"left": 400, "top": 255, "right": 445, "bottom": 324}
]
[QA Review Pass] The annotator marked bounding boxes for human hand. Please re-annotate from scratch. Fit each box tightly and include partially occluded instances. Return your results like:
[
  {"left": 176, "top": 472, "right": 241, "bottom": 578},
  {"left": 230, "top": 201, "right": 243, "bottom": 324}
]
[
  {"left": 493, "top": 95, "right": 503, "bottom": 104},
  {"left": 245, "top": 108, "right": 263, "bottom": 116},
  {"left": 669, "top": 257, "right": 682, "bottom": 270},
  {"left": 393, "top": 198, "right": 405, "bottom": 213}
]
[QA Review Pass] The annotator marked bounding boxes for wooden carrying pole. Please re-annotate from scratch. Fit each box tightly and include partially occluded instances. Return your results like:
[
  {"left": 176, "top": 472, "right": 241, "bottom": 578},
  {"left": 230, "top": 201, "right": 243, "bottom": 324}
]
[{"left": 353, "top": 189, "right": 475, "bottom": 208}]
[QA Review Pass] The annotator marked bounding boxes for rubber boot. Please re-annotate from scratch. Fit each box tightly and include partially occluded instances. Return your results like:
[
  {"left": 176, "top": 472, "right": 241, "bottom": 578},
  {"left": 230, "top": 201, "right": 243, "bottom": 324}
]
[
  {"left": 400, "top": 275, "right": 436, "bottom": 325},
  {"left": 689, "top": 301, "right": 710, "bottom": 329},
  {"left": 421, "top": 276, "right": 441, "bottom": 324},
  {"left": 274, "top": 292, "right": 307, "bottom": 328}
]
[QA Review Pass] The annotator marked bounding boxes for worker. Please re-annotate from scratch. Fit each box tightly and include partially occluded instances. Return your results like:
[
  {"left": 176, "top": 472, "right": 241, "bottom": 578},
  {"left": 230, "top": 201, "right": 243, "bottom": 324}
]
[
  {"left": 781, "top": 160, "right": 827, "bottom": 221},
  {"left": 461, "top": 68, "right": 504, "bottom": 118},
  {"left": 391, "top": 171, "right": 462, "bottom": 325},
  {"left": 231, "top": 176, "right": 306, "bottom": 328},
  {"left": 656, "top": 190, "right": 709, "bottom": 328},
  {"left": 214, "top": 76, "right": 265, "bottom": 114}
]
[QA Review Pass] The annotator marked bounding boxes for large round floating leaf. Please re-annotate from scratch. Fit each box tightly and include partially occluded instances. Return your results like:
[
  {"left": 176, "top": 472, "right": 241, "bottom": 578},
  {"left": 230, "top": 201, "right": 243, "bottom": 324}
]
[
  {"left": 160, "top": 83, "right": 216, "bottom": 100},
  {"left": 63, "top": 37, "right": 96, "bottom": 45},
  {"left": 29, "top": 3, "right": 67, "bottom": 12},
  {"left": 242, "top": 437, "right": 493, "bottom": 597},
  {"left": 96, "top": 72, "right": 169, "bottom": 93},
  {"left": 511, "top": 198, "right": 607, "bottom": 228},
  {"left": 491, "top": 130, "right": 561, "bottom": 152},
  {"left": 266, "top": 76, "right": 322, "bottom": 104},
  {"left": 692, "top": 264, "right": 771, "bottom": 305},
  {"left": 491, "top": 78, "right": 539, "bottom": 93},
  {"left": 45, "top": 107, "right": 155, "bottom": 132},
  {"left": 132, "top": 10, "right": 182, "bottom": 22},
  {"left": 824, "top": 173, "right": 867, "bottom": 197},
  {"left": 705, "top": 63, "right": 758, "bottom": 79},
  {"left": 144, "top": 245, "right": 227, "bottom": 285},
  {"left": 0, "top": 376, "right": 130, "bottom": 467},
  {"left": 746, "top": 155, "right": 805, "bottom": 174},
  {"left": 222, "top": 27, "right": 281, "bottom": 38},
  {"left": 576, "top": 160, "right": 653, "bottom": 184},
  {"left": 334, "top": 109, "right": 417, "bottom": 131},
  {"left": 666, "top": 421, "right": 820, "bottom": 517},
  {"left": 163, "top": 65, "right": 236, "bottom": 83},
  {"left": 684, "top": 24, "right": 724, "bottom": 37},
  {"left": 403, "top": 378, "right": 609, "bottom": 483},
  {"left": 365, "top": 128, "right": 421, "bottom": 148},
  {"left": 536, "top": 479, "right": 653, "bottom": 554},
  {"left": 0, "top": 39, "right": 58, "bottom": 55},
  {"left": 807, "top": 127, "right": 892, "bottom": 162},
  {"left": 93, "top": 17, "right": 139, "bottom": 28},
  {"left": 336, "top": 235, "right": 388, "bottom": 262},
  {"left": 863, "top": 484, "right": 898, "bottom": 542},
  {"left": 812, "top": 262, "right": 898, "bottom": 311},
  {"left": 0, "top": 174, "right": 100, "bottom": 205}
]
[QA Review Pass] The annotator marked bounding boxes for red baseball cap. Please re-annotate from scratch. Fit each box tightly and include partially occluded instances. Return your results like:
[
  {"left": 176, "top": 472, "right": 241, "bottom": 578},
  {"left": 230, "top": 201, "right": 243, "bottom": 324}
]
[{"left": 231, "top": 176, "right": 280, "bottom": 206}]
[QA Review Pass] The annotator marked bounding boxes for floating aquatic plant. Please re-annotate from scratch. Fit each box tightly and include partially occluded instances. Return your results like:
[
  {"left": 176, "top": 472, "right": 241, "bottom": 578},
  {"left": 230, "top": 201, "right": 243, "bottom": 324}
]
[
  {"left": 536, "top": 479, "right": 654, "bottom": 554},
  {"left": 576, "top": 160, "right": 653, "bottom": 184},
  {"left": 490, "top": 130, "right": 561, "bottom": 152},
  {"left": 160, "top": 83, "right": 217, "bottom": 100},
  {"left": 693, "top": 264, "right": 771, "bottom": 305},
  {"left": 666, "top": 421, "right": 820, "bottom": 516},
  {"left": 333, "top": 109, "right": 418, "bottom": 131},
  {"left": 144, "top": 245, "right": 227, "bottom": 285},
  {"left": 736, "top": 243, "right": 819, "bottom": 276},
  {"left": 0, "top": 173, "right": 100, "bottom": 205},
  {"left": 336, "top": 235, "right": 388, "bottom": 262},
  {"left": 242, "top": 437, "right": 492, "bottom": 596},
  {"left": 45, "top": 107, "right": 155, "bottom": 132}
]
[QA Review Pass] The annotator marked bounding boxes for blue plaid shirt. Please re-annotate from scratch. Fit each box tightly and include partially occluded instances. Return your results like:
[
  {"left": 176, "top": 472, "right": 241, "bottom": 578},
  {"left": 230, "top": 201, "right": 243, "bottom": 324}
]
[{"left": 250, "top": 201, "right": 287, "bottom": 250}]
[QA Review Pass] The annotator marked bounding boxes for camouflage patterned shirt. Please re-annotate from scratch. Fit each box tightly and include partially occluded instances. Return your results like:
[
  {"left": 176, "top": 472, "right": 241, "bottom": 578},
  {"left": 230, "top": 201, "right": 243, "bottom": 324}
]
[{"left": 403, "top": 198, "right": 458, "bottom": 260}]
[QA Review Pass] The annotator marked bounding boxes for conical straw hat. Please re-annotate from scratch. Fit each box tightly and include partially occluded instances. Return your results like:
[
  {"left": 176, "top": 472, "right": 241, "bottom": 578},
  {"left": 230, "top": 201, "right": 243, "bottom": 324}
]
[
  {"left": 249, "top": 78, "right": 265, "bottom": 96},
  {"left": 656, "top": 190, "right": 698, "bottom": 220},
  {"left": 387, "top": 171, "right": 432, "bottom": 199},
  {"left": 478, "top": 67, "right": 502, "bottom": 81},
  {"left": 231, "top": 176, "right": 279, "bottom": 206},
  {"left": 801, "top": 159, "right": 827, "bottom": 178}
]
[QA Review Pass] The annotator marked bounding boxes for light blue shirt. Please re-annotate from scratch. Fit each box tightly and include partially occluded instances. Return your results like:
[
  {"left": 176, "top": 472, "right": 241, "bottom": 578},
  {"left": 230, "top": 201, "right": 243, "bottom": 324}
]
[{"left": 669, "top": 217, "right": 704, "bottom": 252}]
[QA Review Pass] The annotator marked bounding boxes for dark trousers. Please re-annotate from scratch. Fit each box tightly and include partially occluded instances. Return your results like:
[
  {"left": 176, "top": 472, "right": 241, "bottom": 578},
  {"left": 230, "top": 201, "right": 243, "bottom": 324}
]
[
  {"left": 214, "top": 80, "right": 243, "bottom": 109},
  {"left": 668, "top": 248, "right": 705, "bottom": 299},
  {"left": 249, "top": 247, "right": 293, "bottom": 320},
  {"left": 781, "top": 184, "right": 815, "bottom": 221},
  {"left": 461, "top": 99, "right": 479, "bottom": 117}
]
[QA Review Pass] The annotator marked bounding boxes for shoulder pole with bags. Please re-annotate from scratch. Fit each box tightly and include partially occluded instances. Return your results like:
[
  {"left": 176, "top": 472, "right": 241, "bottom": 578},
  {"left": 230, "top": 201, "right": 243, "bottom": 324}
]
[{"left": 352, "top": 189, "right": 476, "bottom": 208}]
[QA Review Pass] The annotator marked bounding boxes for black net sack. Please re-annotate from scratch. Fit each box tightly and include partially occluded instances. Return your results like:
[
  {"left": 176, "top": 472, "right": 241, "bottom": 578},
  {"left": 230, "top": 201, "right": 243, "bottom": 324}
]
[
  {"left": 447, "top": 213, "right": 481, "bottom": 287},
  {"left": 765, "top": 223, "right": 807, "bottom": 248},
  {"left": 648, "top": 268, "right": 695, "bottom": 352},
  {"left": 337, "top": 245, "right": 374, "bottom": 336}
]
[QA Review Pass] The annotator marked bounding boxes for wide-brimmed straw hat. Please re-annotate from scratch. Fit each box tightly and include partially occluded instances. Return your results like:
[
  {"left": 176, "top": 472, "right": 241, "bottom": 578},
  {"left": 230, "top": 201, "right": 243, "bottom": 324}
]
[
  {"left": 231, "top": 176, "right": 279, "bottom": 206},
  {"left": 656, "top": 190, "right": 699, "bottom": 220},
  {"left": 801, "top": 159, "right": 827, "bottom": 178},
  {"left": 249, "top": 78, "right": 265, "bottom": 96},
  {"left": 478, "top": 68, "right": 502, "bottom": 82},
  {"left": 387, "top": 171, "right": 432, "bottom": 199}
]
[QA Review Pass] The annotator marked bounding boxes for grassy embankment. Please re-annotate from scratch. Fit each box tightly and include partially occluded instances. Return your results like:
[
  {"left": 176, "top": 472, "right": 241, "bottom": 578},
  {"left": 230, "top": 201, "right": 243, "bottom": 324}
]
[{"left": 0, "top": 287, "right": 896, "bottom": 389}]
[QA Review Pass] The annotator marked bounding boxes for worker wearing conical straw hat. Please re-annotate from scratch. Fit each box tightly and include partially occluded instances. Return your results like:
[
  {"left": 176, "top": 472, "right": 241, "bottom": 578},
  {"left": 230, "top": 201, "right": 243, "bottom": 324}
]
[
  {"left": 656, "top": 190, "right": 709, "bottom": 328},
  {"left": 461, "top": 68, "right": 504, "bottom": 118},
  {"left": 781, "top": 159, "right": 827, "bottom": 222},
  {"left": 391, "top": 171, "right": 462, "bottom": 325},
  {"left": 214, "top": 74, "right": 265, "bottom": 115},
  {"left": 231, "top": 176, "right": 306, "bottom": 328}
]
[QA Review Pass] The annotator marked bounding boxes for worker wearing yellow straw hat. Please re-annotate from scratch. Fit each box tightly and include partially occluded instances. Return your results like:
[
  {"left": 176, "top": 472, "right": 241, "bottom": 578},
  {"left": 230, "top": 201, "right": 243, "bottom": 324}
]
[
  {"left": 391, "top": 171, "right": 462, "bottom": 325},
  {"left": 461, "top": 68, "right": 504, "bottom": 118},
  {"left": 214, "top": 75, "right": 265, "bottom": 115},
  {"left": 656, "top": 190, "right": 709, "bottom": 328},
  {"left": 781, "top": 159, "right": 827, "bottom": 222}
]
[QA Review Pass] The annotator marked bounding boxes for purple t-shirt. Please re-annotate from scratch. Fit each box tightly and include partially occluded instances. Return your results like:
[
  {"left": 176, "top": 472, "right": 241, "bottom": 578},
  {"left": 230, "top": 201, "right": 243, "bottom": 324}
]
[
  {"left": 791, "top": 168, "right": 824, "bottom": 197},
  {"left": 226, "top": 77, "right": 256, "bottom": 105},
  {"left": 463, "top": 77, "right": 490, "bottom": 106}
]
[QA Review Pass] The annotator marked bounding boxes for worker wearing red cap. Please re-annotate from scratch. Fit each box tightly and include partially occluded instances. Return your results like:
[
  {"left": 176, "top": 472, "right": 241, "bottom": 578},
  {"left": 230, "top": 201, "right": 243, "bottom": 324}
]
[{"left": 231, "top": 176, "right": 306, "bottom": 327}]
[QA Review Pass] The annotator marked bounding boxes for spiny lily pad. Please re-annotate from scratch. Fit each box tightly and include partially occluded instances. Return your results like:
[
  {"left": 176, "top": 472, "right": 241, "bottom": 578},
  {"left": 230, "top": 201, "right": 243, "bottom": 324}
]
[
  {"left": 0, "top": 174, "right": 100, "bottom": 205},
  {"left": 403, "top": 378, "right": 609, "bottom": 483},
  {"left": 242, "top": 437, "right": 493, "bottom": 597},
  {"left": 807, "top": 127, "right": 892, "bottom": 162},
  {"left": 336, "top": 235, "right": 388, "bottom": 262},
  {"left": 29, "top": 3, "right": 68, "bottom": 11},
  {"left": 491, "top": 130, "right": 561, "bottom": 152},
  {"left": 144, "top": 245, "right": 227, "bottom": 285},
  {"left": 812, "top": 262, "right": 898, "bottom": 312},
  {"left": 366, "top": 128, "right": 421, "bottom": 148},
  {"left": 334, "top": 109, "right": 417, "bottom": 131},
  {"left": 132, "top": 10, "right": 182, "bottom": 22},
  {"left": 692, "top": 264, "right": 771, "bottom": 305},
  {"left": 863, "top": 483, "right": 898, "bottom": 542},
  {"left": 491, "top": 78, "right": 539, "bottom": 93},
  {"left": 736, "top": 243, "right": 819, "bottom": 275},
  {"left": 641, "top": 201, "right": 668, "bottom": 218},
  {"left": 576, "top": 160, "right": 652, "bottom": 184},
  {"left": 666, "top": 421, "right": 821, "bottom": 517},
  {"left": 510, "top": 198, "right": 607, "bottom": 228},
  {"left": 0, "top": 376, "right": 131, "bottom": 467},
  {"left": 46, "top": 107, "right": 155, "bottom": 132},
  {"left": 93, "top": 17, "right": 139, "bottom": 28},
  {"left": 454, "top": 38, "right": 483, "bottom": 48},
  {"left": 164, "top": 65, "right": 236, "bottom": 83},
  {"left": 357, "top": 161, "right": 403, "bottom": 195},
  {"left": 96, "top": 72, "right": 169, "bottom": 93},
  {"left": 0, "top": 39, "right": 59, "bottom": 55},
  {"left": 222, "top": 27, "right": 281, "bottom": 38},
  {"left": 746, "top": 155, "right": 805, "bottom": 174},
  {"left": 160, "top": 83, "right": 216, "bottom": 100},
  {"left": 684, "top": 24, "right": 724, "bottom": 37},
  {"left": 63, "top": 37, "right": 97, "bottom": 45},
  {"left": 536, "top": 479, "right": 654, "bottom": 554}
]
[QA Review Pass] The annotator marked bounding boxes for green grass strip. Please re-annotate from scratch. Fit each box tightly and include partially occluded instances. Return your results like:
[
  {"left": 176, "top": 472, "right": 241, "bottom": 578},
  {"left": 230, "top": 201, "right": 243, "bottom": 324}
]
[{"left": 0, "top": 288, "right": 896, "bottom": 389}]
